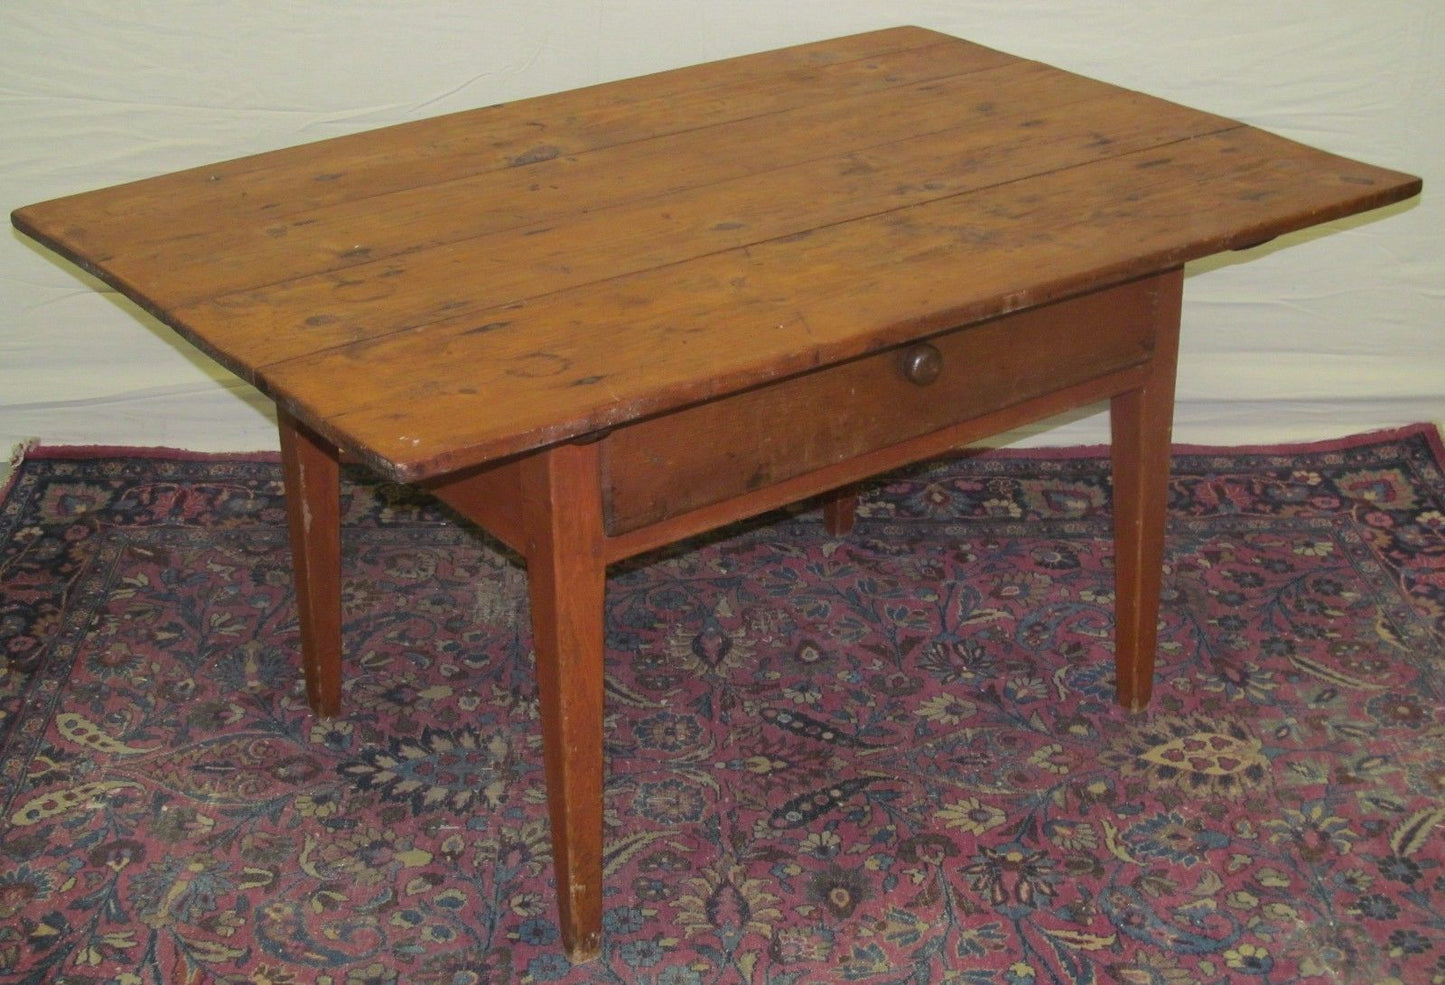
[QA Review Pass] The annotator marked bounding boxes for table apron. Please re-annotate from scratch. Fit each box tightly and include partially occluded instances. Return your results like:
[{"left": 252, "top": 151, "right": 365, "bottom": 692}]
[{"left": 600, "top": 272, "right": 1172, "bottom": 548}]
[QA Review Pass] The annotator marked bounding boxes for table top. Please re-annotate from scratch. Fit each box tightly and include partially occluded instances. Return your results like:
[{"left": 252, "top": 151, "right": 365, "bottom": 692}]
[{"left": 13, "top": 26, "right": 1420, "bottom": 482}]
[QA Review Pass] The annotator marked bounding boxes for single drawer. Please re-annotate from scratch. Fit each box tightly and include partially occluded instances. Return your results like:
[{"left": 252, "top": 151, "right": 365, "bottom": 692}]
[{"left": 601, "top": 274, "right": 1164, "bottom": 534}]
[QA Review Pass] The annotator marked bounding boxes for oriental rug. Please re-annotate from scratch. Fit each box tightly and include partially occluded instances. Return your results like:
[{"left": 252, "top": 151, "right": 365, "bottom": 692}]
[{"left": 2, "top": 425, "right": 1444, "bottom": 985}]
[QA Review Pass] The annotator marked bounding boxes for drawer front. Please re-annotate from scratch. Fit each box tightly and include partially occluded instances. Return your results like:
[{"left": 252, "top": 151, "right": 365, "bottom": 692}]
[{"left": 602, "top": 275, "right": 1163, "bottom": 534}]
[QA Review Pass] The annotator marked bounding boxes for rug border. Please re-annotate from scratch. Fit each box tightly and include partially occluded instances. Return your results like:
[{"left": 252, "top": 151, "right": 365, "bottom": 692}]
[
  {"left": 14, "top": 423, "right": 1443, "bottom": 472},
  {"left": 2, "top": 444, "right": 284, "bottom": 511},
  {"left": 18, "top": 444, "right": 281, "bottom": 464},
  {"left": 981, "top": 422, "right": 1445, "bottom": 462}
]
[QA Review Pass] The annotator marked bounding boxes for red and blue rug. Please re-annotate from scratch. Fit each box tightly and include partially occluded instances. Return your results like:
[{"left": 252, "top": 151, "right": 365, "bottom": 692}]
[{"left": 2, "top": 425, "right": 1444, "bottom": 984}]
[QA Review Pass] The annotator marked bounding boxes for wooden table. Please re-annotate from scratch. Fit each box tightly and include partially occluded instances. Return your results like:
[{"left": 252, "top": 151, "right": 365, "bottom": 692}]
[{"left": 12, "top": 26, "right": 1420, "bottom": 961}]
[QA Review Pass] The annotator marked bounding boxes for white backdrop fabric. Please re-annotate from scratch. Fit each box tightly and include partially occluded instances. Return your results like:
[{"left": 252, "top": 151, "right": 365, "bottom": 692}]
[{"left": 2, "top": 1, "right": 1439, "bottom": 455}]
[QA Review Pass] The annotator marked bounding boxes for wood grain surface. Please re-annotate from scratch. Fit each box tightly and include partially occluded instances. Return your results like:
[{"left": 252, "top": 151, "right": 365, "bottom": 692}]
[{"left": 12, "top": 26, "right": 1421, "bottom": 482}]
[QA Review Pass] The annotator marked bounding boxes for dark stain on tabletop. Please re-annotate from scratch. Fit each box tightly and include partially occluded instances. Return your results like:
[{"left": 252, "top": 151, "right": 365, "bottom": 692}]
[
  {"left": 506, "top": 352, "right": 570, "bottom": 377},
  {"left": 461, "top": 320, "right": 512, "bottom": 336},
  {"left": 510, "top": 145, "right": 561, "bottom": 167}
]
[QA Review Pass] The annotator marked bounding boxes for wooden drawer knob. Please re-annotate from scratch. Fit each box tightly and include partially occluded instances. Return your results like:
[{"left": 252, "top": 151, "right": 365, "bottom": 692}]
[{"left": 899, "top": 342, "right": 943, "bottom": 386}]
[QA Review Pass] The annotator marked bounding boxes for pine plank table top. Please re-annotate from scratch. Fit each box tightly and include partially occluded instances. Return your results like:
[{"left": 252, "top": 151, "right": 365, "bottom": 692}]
[
  {"left": 11, "top": 27, "right": 1421, "bottom": 962},
  {"left": 12, "top": 25, "right": 1418, "bottom": 483}
]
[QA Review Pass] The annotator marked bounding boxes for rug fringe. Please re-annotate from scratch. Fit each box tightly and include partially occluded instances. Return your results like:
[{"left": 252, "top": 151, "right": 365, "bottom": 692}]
[
  {"left": 7, "top": 439, "right": 35, "bottom": 468},
  {"left": 1424, "top": 420, "right": 1445, "bottom": 463},
  {"left": 1, "top": 439, "right": 38, "bottom": 504}
]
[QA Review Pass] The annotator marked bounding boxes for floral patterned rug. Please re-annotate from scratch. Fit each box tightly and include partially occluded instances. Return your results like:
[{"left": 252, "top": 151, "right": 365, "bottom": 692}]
[{"left": 2, "top": 425, "right": 1444, "bottom": 985}]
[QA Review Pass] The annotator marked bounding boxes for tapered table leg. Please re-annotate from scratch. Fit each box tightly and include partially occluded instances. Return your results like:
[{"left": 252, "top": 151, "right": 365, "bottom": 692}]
[
  {"left": 521, "top": 441, "right": 608, "bottom": 963},
  {"left": 823, "top": 484, "right": 859, "bottom": 536},
  {"left": 1109, "top": 268, "right": 1184, "bottom": 711},
  {"left": 278, "top": 409, "right": 343, "bottom": 719}
]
